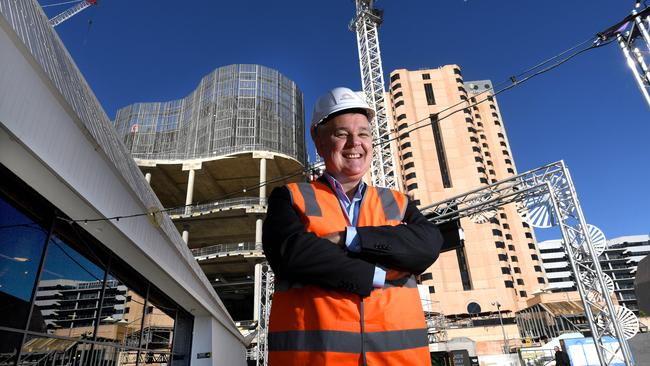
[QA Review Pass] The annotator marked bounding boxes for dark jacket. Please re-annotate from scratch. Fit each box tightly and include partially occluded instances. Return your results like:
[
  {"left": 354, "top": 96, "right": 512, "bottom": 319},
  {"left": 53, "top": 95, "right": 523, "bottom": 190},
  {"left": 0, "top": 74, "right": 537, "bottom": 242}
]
[
  {"left": 555, "top": 350, "right": 570, "bottom": 366},
  {"left": 262, "top": 181, "right": 444, "bottom": 297}
]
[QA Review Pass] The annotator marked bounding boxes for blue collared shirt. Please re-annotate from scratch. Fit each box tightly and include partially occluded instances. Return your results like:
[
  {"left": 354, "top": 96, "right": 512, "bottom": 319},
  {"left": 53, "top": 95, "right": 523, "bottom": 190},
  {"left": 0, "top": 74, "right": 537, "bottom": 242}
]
[{"left": 323, "top": 173, "right": 386, "bottom": 288}]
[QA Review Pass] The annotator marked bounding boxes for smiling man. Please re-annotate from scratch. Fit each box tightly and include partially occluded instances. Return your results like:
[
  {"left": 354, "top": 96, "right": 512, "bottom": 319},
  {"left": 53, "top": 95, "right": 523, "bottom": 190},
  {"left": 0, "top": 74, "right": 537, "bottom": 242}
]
[{"left": 262, "top": 87, "right": 444, "bottom": 365}]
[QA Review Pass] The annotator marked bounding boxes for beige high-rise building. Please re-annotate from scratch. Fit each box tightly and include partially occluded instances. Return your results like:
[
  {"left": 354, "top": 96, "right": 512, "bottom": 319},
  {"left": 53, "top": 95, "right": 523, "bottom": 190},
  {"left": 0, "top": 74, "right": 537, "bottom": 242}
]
[{"left": 386, "top": 65, "right": 547, "bottom": 316}]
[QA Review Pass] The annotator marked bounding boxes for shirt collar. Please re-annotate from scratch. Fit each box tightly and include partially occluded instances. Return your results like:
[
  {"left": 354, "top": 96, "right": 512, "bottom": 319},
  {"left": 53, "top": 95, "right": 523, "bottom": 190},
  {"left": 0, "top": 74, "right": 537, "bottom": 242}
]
[{"left": 323, "top": 172, "right": 366, "bottom": 203}]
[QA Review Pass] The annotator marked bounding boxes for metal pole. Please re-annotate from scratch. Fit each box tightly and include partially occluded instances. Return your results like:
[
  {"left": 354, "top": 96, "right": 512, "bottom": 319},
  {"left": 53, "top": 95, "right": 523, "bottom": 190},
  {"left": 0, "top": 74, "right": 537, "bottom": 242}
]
[
  {"left": 633, "top": 10, "right": 650, "bottom": 46},
  {"left": 617, "top": 33, "right": 650, "bottom": 109},
  {"left": 492, "top": 301, "right": 509, "bottom": 354}
]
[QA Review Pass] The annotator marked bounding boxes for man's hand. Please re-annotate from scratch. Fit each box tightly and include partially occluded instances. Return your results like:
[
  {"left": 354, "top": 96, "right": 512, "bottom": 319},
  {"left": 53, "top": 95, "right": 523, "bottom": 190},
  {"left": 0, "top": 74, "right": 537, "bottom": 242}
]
[{"left": 323, "top": 231, "right": 345, "bottom": 247}]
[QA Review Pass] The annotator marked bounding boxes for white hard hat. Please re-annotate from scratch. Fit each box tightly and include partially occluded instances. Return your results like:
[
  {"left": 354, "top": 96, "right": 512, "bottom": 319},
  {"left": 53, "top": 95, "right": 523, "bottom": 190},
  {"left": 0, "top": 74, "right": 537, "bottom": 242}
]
[{"left": 310, "top": 87, "right": 376, "bottom": 131}]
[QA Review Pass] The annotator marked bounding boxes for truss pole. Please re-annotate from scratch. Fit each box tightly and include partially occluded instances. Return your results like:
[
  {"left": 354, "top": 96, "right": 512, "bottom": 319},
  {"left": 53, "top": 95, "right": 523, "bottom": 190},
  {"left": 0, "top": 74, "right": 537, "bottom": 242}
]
[
  {"left": 616, "top": 23, "right": 650, "bottom": 109},
  {"left": 560, "top": 162, "right": 636, "bottom": 365},
  {"left": 633, "top": 11, "right": 650, "bottom": 47},
  {"left": 352, "top": 0, "right": 397, "bottom": 189}
]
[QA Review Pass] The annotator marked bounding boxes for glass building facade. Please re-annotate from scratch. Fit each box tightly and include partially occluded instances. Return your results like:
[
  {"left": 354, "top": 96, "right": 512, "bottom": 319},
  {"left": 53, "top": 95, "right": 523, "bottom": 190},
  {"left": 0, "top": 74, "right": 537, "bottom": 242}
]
[
  {"left": 0, "top": 165, "right": 193, "bottom": 366},
  {"left": 113, "top": 64, "right": 306, "bottom": 163}
]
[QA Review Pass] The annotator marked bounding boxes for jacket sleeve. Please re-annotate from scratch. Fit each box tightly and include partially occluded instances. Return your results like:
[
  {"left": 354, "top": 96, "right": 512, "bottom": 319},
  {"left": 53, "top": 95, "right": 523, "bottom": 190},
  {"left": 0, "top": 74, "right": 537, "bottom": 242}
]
[
  {"left": 262, "top": 186, "right": 376, "bottom": 296},
  {"left": 355, "top": 199, "right": 443, "bottom": 274}
]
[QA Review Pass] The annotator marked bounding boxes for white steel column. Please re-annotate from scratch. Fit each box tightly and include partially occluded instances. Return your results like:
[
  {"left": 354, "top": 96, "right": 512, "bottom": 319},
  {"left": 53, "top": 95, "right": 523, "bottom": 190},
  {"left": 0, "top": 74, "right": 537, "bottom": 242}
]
[
  {"left": 182, "top": 166, "right": 197, "bottom": 244},
  {"left": 256, "top": 158, "right": 267, "bottom": 250}
]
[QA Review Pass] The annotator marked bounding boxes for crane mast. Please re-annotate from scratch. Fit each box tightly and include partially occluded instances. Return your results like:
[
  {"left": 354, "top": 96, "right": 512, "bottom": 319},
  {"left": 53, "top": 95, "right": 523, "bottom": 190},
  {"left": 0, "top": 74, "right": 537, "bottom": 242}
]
[
  {"left": 350, "top": 0, "right": 398, "bottom": 190},
  {"left": 49, "top": 0, "right": 97, "bottom": 27}
]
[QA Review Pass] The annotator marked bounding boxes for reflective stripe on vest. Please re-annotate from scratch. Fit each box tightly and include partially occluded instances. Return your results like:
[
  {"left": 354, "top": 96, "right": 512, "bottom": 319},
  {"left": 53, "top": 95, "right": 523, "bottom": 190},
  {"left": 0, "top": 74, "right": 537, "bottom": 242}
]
[{"left": 268, "top": 328, "right": 428, "bottom": 353}]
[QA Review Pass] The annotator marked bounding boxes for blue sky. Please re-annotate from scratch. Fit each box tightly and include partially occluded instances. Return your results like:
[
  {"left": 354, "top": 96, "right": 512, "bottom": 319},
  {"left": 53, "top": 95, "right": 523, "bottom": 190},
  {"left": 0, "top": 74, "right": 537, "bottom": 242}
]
[{"left": 39, "top": 0, "right": 649, "bottom": 241}]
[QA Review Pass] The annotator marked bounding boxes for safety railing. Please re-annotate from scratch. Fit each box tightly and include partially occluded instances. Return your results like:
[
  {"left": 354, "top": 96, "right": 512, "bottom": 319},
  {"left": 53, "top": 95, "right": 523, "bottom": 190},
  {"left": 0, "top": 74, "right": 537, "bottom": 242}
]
[
  {"left": 168, "top": 197, "right": 267, "bottom": 218},
  {"left": 192, "top": 242, "right": 260, "bottom": 258}
]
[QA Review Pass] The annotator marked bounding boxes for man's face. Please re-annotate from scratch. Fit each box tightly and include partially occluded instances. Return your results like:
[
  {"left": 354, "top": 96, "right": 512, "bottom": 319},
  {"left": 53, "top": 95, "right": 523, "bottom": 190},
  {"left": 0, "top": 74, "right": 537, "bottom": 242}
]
[{"left": 314, "top": 112, "right": 373, "bottom": 184}]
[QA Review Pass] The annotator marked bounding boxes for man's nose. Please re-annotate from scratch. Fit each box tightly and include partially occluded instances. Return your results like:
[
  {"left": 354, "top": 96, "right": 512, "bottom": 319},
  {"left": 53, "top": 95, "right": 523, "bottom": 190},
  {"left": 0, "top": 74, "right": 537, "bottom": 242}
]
[{"left": 347, "top": 134, "right": 362, "bottom": 146}]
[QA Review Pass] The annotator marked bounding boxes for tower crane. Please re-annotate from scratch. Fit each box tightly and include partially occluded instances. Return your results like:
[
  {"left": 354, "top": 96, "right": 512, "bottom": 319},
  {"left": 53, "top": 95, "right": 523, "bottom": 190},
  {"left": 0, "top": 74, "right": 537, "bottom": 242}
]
[
  {"left": 48, "top": 0, "right": 97, "bottom": 27},
  {"left": 350, "top": 0, "right": 398, "bottom": 190}
]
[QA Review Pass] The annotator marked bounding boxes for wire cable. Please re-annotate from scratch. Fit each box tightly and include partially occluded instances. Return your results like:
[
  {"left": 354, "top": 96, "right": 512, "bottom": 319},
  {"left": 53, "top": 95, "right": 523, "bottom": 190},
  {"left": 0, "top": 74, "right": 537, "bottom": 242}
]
[{"left": 41, "top": 0, "right": 83, "bottom": 8}]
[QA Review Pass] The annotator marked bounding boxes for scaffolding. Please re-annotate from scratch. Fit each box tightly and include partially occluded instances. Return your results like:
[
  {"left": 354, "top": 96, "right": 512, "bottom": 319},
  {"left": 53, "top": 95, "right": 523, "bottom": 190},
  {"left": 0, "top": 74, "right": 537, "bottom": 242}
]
[
  {"left": 113, "top": 64, "right": 306, "bottom": 164},
  {"left": 421, "top": 161, "right": 638, "bottom": 366}
]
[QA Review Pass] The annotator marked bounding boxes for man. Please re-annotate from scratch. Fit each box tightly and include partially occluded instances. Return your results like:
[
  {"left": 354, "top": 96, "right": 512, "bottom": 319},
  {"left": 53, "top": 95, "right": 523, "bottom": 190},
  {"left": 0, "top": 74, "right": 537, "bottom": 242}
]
[
  {"left": 263, "top": 87, "right": 444, "bottom": 365},
  {"left": 554, "top": 345, "right": 570, "bottom": 366}
]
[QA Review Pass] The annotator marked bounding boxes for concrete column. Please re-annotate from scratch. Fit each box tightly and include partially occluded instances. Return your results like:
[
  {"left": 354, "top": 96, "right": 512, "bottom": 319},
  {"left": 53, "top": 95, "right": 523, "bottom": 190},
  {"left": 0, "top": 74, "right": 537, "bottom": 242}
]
[
  {"left": 185, "top": 169, "right": 196, "bottom": 215},
  {"left": 144, "top": 172, "right": 151, "bottom": 184},
  {"left": 255, "top": 158, "right": 267, "bottom": 250},
  {"left": 259, "top": 158, "right": 267, "bottom": 199},
  {"left": 182, "top": 224, "right": 190, "bottom": 244},
  {"left": 255, "top": 218, "right": 263, "bottom": 250}
]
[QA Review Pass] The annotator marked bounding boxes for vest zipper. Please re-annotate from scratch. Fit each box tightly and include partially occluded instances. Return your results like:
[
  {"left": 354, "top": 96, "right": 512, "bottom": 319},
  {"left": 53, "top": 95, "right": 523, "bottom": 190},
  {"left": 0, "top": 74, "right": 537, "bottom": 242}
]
[{"left": 360, "top": 295, "right": 367, "bottom": 366}]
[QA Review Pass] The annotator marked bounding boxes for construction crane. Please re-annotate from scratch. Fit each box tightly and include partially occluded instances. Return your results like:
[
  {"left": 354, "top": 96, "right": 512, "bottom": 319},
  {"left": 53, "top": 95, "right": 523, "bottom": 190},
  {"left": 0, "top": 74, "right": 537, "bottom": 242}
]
[
  {"left": 349, "top": 0, "right": 398, "bottom": 190},
  {"left": 48, "top": 0, "right": 97, "bottom": 27}
]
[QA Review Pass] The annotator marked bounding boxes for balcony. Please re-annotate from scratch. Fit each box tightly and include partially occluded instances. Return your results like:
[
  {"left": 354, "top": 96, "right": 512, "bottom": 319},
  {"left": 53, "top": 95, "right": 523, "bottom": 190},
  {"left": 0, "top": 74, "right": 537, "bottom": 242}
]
[
  {"left": 168, "top": 197, "right": 267, "bottom": 219},
  {"left": 192, "top": 242, "right": 261, "bottom": 261}
]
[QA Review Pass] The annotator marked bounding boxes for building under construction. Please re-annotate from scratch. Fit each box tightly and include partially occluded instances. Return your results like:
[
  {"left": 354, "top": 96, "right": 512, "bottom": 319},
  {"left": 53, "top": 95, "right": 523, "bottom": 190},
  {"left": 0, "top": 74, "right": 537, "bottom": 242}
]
[{"left": 113, "top": 64, "right": 307, "bottom": 323}]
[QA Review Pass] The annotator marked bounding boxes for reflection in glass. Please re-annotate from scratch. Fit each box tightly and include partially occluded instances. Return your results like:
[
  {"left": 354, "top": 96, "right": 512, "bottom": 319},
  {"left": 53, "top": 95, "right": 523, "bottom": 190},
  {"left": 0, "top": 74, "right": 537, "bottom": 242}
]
[
  {"left": 0, "top": 329, "right": 23, "bottom": 365},
  {"left": 0, "top": 196, "right": 48, "bottom": 331},
  {"left": 31, "top": 234, "right": 105, "bottom": 340},
  {"left": 18, "top": 334, "right": 125, "bottom": 366}
]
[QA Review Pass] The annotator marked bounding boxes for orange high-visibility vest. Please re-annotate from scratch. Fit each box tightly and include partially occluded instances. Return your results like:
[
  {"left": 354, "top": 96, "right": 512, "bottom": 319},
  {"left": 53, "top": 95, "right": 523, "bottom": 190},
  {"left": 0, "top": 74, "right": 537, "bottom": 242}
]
[{"left": 268, "top": 180, "right": 431, "bottom": 366}]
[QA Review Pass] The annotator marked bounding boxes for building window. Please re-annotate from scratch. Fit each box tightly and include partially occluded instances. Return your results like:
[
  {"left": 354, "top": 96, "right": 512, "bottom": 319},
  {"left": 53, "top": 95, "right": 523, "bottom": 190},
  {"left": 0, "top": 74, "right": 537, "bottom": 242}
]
[
  {"left": 0, "top": 166, "right": 192, "bottom": 364},
  {"left": 405, "top": 172, "right": 417, "bottom": 180},
  {"left": 495, "top": 241, "right": 505, "bottom": 249},
  {"left": 498, "top": 254, "right": 508, "bottom": 261},
  {"left": 429, "top": 286, "right": 435, "bottom": 293},
  {"left": 503, "top": 224, "right": 510, "bottom": 229},
  {"left": 399, "top": 132, "right": 410, "bottom": 140},
  {"left": 402, "top": 151, "right": 413, "bottom": 159},
  {"left": 407, "top": 183, "right": 418, "bottom": 191},
  {"left": 520, "top": 291, "right": 528, "bottom": 297},
  {"left": 395, "top": 100, "right": 405, "bottom": 108},
  {"left": 525, "top": 232, "right": 533, "bottom": 239},
  {"left": 393, "top": 91, "right": 403, "bottom": 99},
  {"left": 500, "top": 213, "right": 507, "bottom": 219},
  {"left": 420, "top": 273, "right": 433, "bottom": 281},
  {"left": 510, "top": 256, "right": 518, "bottom": 262},
  {"left": 534, "top": 265, "right": 542, "bottom": 272},
  {"left": 514, "top": 267, "right": 521, "bottom": 274},
  {"left": 531, "top": 254, "right": 539, "bottom": 260},
  {"left": 517, "top": 279, "right": 525, "bottom": 285},
  {"left": 492, "top": 229, "right": 503, "bottom": 236},
  {"left": 397, "top": 114, "right": 407, "bottom": 121},
  {"left": 505, "top": 234, "right": 513, "bottom": 240},
  {"left": 522, "top": 222, "right": 530, "bottom": 228},
  {"left": 430, "top": 114, "right": 452, "bottom": 188},
  {"left": 508, "top": 245, "right": 515, "bottom": 251},
  {"left": 505, "top": 281, "right": 514, "bottom": 288},
  {"left": 477, "top": 167, "right": 486, "bottom": 173},
  {"left": 537, "top": 277, "right": 546, "bottom": 284},
  {"left": 424, "top": 83, "right": 436, "bottom": 105},
  {"left": 480, "top": 177, "right": 489, "bottom": 184},
  {"left": 453, "top": 68, "right": 462, "bottom": 75},
  {"left": 398, "top": 123, "right": 408, "bottom": 131},
  {"left": 390, "top": 73, "right": 401, "bottom": 82},
  {"left": 495, "top": 120, "right": 501, "bottom": 126},
  {"left": 501, "top": 267, "right": 511, "bottom": 274},
  {"left": 528, "top": 243, "right": 536, "bottom": 249},
  {"left": 391, "top": 83, "right": 402, "bottom": 91},
  {"left": 422, "top": 73, "right": 431, "bottom": 80},
  {"left": 401, "top": 142, "right": 411, "bottom": 150},
  {"left": 457, "top": 247, "right": 473, "bottom": 290},
  {"left": 404, "top": 162, "right": 415, "bottom": 170}
]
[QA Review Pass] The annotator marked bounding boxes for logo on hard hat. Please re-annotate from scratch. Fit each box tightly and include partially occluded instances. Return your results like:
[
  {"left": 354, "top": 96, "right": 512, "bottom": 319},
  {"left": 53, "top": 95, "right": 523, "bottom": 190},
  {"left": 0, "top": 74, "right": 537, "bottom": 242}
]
[{"left": 338, "top": 93, "right": 356, "bottom": 100}]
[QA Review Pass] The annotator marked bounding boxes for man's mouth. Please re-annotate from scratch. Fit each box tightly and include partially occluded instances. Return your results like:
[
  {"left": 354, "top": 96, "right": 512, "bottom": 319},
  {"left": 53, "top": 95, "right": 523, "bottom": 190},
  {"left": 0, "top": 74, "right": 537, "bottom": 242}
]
[{"left": 343, "top": 153, "right": 362, "bottom": 159}]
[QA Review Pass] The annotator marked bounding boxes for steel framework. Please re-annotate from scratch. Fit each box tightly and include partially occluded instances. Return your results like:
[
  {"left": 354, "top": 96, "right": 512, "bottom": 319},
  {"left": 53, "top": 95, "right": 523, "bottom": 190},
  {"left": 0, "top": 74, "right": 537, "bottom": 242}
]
[
  {"left": 350, "top": 0, "right": 397, "bottom": 189},
  {"left": 598, "top": 6, "right": 650, "bottom": 109},
  {"left": 48, "top": 0, "right": 97, "bottom": 27},
  {"left": 253, "top": 262, "right": 274, "bottom": 366},
  {"left": 420, "top": 160, "right": 637, "bottom": 366}
]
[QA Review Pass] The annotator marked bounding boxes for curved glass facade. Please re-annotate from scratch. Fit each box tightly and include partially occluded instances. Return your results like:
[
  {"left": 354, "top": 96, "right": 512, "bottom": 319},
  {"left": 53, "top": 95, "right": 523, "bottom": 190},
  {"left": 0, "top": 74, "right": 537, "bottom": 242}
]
[{"left": 113, "top": 64, "right": 305, "bottom": 163}]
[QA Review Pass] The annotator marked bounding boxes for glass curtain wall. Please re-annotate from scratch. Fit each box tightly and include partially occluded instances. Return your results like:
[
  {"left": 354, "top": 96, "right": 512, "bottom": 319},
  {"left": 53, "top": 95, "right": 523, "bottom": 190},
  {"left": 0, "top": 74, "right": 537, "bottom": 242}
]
[{"left": 0, "top": 164, "right": 192, "bottom": 366}]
